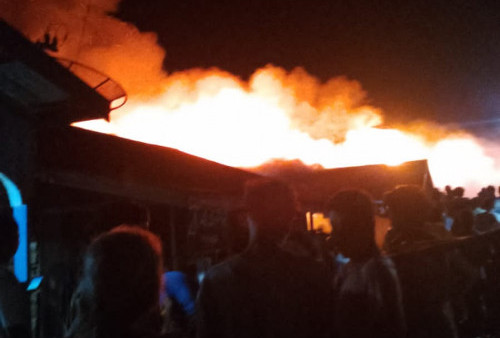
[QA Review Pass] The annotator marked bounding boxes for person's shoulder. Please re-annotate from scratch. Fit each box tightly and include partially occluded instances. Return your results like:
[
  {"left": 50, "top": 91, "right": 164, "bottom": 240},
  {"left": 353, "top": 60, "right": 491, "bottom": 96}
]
[
  {"left": 364, "top": 256, "right": 399, "bottom": 281},
  {"left": 373, "top": 255, "right": 398, "bottom": 273},
  {"left": 474, "top": 213, "right": 499, "bottom": 233},
  {"left": 376, "top": 255, "right": 396, "bottom": 269},
  {"left": 203, "top": 255, "right": 243, "bottom": 282}
]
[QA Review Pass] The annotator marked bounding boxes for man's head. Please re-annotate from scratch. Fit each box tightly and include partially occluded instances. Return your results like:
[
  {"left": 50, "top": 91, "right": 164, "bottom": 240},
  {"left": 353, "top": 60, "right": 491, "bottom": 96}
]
[
  {"left": 325, "top": 190, "right": 376, "bottom": 260},
  {"left": 384, "top": 185, "right": 432, "bottom": 229},
  {"left": 244, "top": 178, "right": 298, "bottom": 244},
  {"left": 0, "top": 208, "right": 18, "bottom": 265}
]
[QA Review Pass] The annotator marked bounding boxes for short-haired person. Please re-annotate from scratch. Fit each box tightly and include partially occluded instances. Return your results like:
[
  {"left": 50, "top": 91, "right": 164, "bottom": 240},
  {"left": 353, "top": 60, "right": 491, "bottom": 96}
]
[
  {"left": 65, "top": 225, "right": 163, "bottom": 338},
  {"left": 197, "top": 179, "right": 333, "bottom": 338},
  {"left": 326, "top": 190, "right": 405, "bottom": 338},
  {"left": 0, "top": 208, "right": 30, "bottom": 338}
]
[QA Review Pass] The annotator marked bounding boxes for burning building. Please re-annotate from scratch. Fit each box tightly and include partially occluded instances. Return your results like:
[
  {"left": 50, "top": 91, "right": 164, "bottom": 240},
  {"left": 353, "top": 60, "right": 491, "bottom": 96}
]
[
  {"left": 1, "top": 6, "right": 499, "bottom": 336},
  {"left": 2, "top": 0, "right": 498, "bottom": 195},
  {"left": 1, "top": 16, "right": 437, "bottom": 325},
  {"left": 0, "top": 20, "right": 262, "bottom": 337}
]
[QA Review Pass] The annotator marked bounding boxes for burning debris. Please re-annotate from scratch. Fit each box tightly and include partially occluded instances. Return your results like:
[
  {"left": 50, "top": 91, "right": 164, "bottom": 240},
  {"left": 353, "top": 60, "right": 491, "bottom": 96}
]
[{"left": 2, "top": 0, "right": 499, "bottom": 195}]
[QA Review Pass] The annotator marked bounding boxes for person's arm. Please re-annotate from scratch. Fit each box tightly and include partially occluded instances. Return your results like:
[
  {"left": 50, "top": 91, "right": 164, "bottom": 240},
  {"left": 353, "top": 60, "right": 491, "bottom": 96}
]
[{"left": 165, "top": 272, "right": 195, "bottom": 316}]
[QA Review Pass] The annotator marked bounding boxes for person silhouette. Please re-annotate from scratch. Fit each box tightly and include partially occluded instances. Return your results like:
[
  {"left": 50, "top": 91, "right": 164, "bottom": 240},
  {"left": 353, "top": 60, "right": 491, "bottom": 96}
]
[{"left": 197, "top": 178, "right": 333, "bottom": 338}]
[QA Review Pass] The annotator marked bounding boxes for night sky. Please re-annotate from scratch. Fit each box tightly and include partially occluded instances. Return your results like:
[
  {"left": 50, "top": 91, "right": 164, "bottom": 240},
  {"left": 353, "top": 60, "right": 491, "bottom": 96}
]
[{"left": 117, "top": 0, "right": 499, "bottom": 132}]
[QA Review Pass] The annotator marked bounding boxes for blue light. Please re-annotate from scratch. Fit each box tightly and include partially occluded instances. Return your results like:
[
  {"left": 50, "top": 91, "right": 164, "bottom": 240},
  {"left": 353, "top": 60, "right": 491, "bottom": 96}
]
[
  {"left": 0, "top": 173, "right": 23, "bottom": 207},
  {"left": 13, "top": 205, "right": 28, "bottom": 282},
  {"left": 26, "top": 276, "right": 43, "bottom": 291},
  {"left": 0, "top": 173, "right": 28, "bottom": 282}
]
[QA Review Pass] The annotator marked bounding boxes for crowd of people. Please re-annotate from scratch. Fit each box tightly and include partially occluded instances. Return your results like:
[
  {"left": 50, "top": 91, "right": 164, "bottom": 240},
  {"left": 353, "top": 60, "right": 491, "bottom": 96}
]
[{"left": 1, "top": 179, "right": 500, "bottom": 338}]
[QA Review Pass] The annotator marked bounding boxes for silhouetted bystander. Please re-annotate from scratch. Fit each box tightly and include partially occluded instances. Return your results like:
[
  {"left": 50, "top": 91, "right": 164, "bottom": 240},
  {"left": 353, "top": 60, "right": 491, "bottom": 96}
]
[
  {"left": 196, "top": 179, "right": 333, "bottom": 338},
  {"left": 325, "top": 190, "right": 405, "bottom": 338},
  {"left": 65, "top": 225, "right": 164, "bottom": 338},
  {"left": 384, "top": 185, "right": 457, "bottom": 338}
]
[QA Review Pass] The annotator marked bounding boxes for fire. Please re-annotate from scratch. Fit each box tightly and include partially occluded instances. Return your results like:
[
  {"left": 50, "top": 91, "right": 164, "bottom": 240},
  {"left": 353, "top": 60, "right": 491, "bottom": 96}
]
[
  {"left": 73, "top": 67, "right": 414, "bottom": 168},
  {"left": 74, "top": 66, "right": 500, "bottom": 196},
  {"left": 427, "top": 137, "right": 500, "bottom": 194},
  {"left": 3, "top": 0, "right": 498, "bottom": 196}
]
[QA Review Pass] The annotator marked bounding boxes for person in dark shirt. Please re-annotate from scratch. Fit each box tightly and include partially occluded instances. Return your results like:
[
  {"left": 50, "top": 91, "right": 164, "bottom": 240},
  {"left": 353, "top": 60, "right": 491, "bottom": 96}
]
[
  {"left": 196, "top": 178, "right": 333, "bottom": 338},
  {"left": 383, "top": 185, "right": 458, "bottom": 338},
  {"left": 325, "top": 189, "right": 405, "bottom": 338}
]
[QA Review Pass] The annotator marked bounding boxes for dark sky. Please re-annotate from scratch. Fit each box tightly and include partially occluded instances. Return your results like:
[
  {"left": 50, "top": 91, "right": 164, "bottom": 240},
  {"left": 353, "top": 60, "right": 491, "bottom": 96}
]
[{"left": 117, "top": 0, "right": 499, "bottom": 130}]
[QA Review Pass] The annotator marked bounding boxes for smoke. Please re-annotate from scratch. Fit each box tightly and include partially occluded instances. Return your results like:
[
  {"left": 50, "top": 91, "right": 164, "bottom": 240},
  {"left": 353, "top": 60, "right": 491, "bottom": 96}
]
[
  {"left": 249, "top": 159, "right": 322, "bottom": 179},
  {"left": 3, "top": 0, "right": 498, "bottom": 195},
  {"left": 249, "top": 66, "right": 383, "bottom": 142},
  {"left": 0, "top": 0, "right": 167, "bottom": 96},
  {"left": 1, "top": 0, "right": 384, "bottom": 141}
]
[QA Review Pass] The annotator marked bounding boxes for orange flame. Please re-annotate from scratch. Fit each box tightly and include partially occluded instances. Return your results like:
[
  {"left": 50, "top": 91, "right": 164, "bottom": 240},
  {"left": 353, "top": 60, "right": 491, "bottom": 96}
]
[
  {"left": 74, "top": 66, "right": 500, "bottom": 196},
  {"left": 3, "top": 0, "right": 498, "bottom": 196}
]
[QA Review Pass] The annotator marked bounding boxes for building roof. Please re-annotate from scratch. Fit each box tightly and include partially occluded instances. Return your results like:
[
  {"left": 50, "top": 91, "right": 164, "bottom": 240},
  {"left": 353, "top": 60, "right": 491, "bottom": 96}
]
[
  {"left": 0, "top": 20, "right": 110, "bottom": 124},
  {"left": 275, "top": 160, "right": 433, "bottom": 211},
  {"left": 35, "top": 123, "right": 432, "bottom": 211},
  {"left": 35, "top": 126, "right": 261, "bottom": 209}
]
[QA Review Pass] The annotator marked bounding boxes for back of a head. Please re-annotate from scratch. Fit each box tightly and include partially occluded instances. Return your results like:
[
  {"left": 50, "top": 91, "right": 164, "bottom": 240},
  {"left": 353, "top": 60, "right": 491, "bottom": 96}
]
[
  {"left": 326, "top": 190, "right": 374, "bottom": 224},
  {"left": 384, "top": 185, "right": 431, "bottom": 228},
  {"left": 325, "top": 189, "right": 376, "bottom": 258},
  {"left": 451, "top": 208, "right": 475, "bottom": 237},
  {"left": 0, "top": 207, "right": 18, "bottom": 265},
  {"left": 478, "top": 186, "right": 496, "bottom": 211},
  {"left": 72, "top": 225, "right": 163, "bottom": 337},
  {"left": 453, "top": 187, "right": 465, "bottom": 198},
  {"left": 244, "top": 178, "right": 298, "bottom": 243}
]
